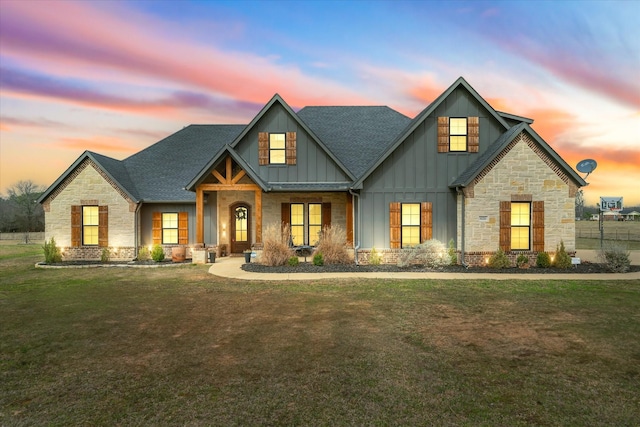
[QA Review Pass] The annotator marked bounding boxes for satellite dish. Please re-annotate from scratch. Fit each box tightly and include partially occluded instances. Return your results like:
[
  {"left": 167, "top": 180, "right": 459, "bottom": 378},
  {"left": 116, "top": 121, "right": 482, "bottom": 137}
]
[{"left": 576, "top": 159, "right": 597, "bottom": 179}]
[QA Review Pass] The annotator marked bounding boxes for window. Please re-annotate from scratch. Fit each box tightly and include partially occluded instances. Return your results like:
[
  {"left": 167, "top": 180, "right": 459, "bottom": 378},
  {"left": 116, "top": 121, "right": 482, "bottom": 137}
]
[
  {"left": 162, "top": 213, "right": 179, "bottom": 244},
  {"left": 308, "top": 203, "right": 322, "bottom": 245},
  {"left": 510, "top": 202, "right": 530, "bottom": 250},
  {"left": 290, "top": 203, "right": 304, "bottom": 245},
  {"left": 269, "top": 133, "right": 286, "bottom": 164},
  {"left": 449, "top": 118, "right": 467, "bottom": 152},
  {"left": 82, "top": 206, "right": 99, "bottom": 245},
  {"left": 401, "top": 203, "right": 421, "bottom": 248}
]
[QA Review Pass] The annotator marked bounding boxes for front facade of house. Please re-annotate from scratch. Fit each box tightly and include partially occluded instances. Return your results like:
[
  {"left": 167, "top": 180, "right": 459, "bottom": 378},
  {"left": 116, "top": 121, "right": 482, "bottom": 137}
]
[{"left": 39, "top": 77, "right": 586, "bottom": 265}]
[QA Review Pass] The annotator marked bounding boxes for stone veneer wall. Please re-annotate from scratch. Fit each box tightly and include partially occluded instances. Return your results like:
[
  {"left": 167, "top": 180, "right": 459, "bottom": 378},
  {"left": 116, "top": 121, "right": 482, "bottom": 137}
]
[
  {"left": 458, "top": 133, "right": 577, "bottom": 266},
  {"left": 42, "top": 159, "right": 136, "bottom": 261}
]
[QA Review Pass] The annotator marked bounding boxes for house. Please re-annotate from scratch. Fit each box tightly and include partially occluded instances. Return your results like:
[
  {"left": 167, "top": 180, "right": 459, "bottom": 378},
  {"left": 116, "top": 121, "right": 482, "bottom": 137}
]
[{"left": 38, "top": 77, "right": 586, "bottom": 266}]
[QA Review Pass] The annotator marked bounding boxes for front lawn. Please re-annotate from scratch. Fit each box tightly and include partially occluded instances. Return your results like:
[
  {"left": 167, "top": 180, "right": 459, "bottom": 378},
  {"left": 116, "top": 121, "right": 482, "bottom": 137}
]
[{"left": 1, "top": 244, "right": 639, "bottom": 425}]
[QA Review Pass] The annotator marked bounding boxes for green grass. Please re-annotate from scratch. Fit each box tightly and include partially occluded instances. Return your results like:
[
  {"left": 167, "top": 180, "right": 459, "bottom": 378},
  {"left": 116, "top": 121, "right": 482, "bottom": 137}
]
[{"left": 1, "top": 244, "right": 640, "bottom": 425}]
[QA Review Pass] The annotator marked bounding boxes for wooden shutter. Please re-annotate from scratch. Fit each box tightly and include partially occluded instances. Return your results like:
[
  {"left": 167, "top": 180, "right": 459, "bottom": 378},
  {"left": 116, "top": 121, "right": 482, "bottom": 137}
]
[
  {"left": 322, "top": 202, "right": 331, "bottom": 229},
  {"left": 468, "top": 117, "right": 479, "bottom": 153},
  {"left": 532, "top": 201, "right": 544, "bottom": 252},
  {"left": 152, "top": 212, "right": 162, "bottom": 245},
  {"left": 71, "top": 205, "right": 81, "bottom": 247},
  {"left": 178, "top": 212, "right": 189, "bottom": 245},
  {"left": 98, "top": 205, "right": 108, "bottom": 247},
  {"left": 281, "top": 203, "right": 291, "bottom": 228},
  {"left": 389, "top": 202, "right": 401, "bottom": 249},
  {"left": 420, "top": 202, "right": 432, "bottom": 242},
  {"left": 437, "top": 117, "right": 449, "bottom": 153},
  {"left": 499, "top": 201, "right": 511, "bottom": 251},
  {"left": 286, "top": 132, "right": 297, "bottom": 165},
  {"left": 258, "top": 132, "right": 269, "bottom": 165}
]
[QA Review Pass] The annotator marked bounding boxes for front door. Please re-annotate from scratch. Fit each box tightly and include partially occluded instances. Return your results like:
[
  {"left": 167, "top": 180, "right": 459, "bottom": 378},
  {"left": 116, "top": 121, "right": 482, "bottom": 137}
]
[{"left": 230, "top": 204, "right": 251, "bottom": 254}]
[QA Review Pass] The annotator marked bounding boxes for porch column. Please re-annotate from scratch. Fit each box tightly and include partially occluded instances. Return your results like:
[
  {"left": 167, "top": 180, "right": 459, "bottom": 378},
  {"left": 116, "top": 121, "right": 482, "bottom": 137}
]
[
  {"left": 255, "top": 189, "right": 262, "bottom": 243},
  {"left": 196, "top": 187, "right": 204, "bottom": 245}
]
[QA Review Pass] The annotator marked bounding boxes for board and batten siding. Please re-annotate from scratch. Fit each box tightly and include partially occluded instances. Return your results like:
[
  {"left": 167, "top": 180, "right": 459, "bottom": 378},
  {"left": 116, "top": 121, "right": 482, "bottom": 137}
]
[{"left": 234, "top": 103, "right": 350, "bottom": 184}]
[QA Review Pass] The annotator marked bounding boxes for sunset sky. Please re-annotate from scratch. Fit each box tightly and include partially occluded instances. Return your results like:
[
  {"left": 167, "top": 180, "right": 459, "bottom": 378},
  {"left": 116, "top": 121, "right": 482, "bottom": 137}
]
[{"left": 1, "top": 0, "right": 638, "bottom": 207}]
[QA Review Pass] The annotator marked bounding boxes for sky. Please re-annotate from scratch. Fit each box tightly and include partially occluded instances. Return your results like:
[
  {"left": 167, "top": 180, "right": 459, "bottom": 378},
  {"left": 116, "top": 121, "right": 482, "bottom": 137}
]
[{"left": 1, "top": 0, "right": 638, "bottom": 207}]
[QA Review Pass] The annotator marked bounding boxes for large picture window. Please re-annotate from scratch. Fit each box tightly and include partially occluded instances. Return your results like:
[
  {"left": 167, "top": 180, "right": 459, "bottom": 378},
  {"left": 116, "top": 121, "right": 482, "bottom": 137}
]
[
  {"left": 290, "top": 204, "right": 304, "bottom": 246},
  {"left": 82, "top": 206, "right": 99, "bottom": 245},
  {"left": 162, "top": 213, "right": 179, "bottom": 244},
  {"left": 449, "top": 118, "right": 467, "bottom": 152},
  {"left": 308, "top": 203, "right": 322, "bottom": 245},
  {"left": 269, "top": 133, "right": 286, "bottom": 164},
  {"left": 510, "top": 202, "right": 530, "bottom": 250},
  {"left": 282, "top": 202, "right": 330, "bottom": 246},
  {"left": 401, "top": 203, "right": 421, "bottom": 248}
]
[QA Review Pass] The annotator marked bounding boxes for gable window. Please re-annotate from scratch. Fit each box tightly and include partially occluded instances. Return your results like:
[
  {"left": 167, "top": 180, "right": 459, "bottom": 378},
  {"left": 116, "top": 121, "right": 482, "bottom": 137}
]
[
  {"left": 259, "top": 132, "right": 297, "bottom": 165},
  {"left": 281, "top": 202, "right": 331, "bottom": 246},
  {"left": 510, "top": 202, "right": 530, "bottom": 250},
  {"left": 162, "top": 213, "right": 179, "bottom": 244},
  {"left": 269, "top": 133, "right": 286, "bottom": 164},
  {"left": 83, "top": 206, "right": 99, "bottom": 245},
  {"left": 438, "top": 117, "right": 479, "bottom": 153},
  {"left": 500, "top": 200, "right": 544, "bottom": 252},
  {"left": 389, "top": 202, "right": 432, "bottom": 249},
  {"left": 449, "top": 118, "right": 467, "bottom": 152}
]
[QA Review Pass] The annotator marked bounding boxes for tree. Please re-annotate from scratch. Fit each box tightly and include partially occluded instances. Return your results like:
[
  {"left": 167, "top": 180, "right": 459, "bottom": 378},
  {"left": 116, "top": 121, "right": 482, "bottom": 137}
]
[
  {"left": 575, "top": 189, "right": 584, "bottom": 219},
  {"left": 6, "top": 180, "right": 45, "bottom": 240}
]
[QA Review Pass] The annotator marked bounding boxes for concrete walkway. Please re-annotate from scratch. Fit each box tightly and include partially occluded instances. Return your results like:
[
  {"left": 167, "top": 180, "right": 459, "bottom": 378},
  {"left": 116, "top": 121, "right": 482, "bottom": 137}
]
[{"left": 208, "top": 250, "right": 640, "bottom": 281}]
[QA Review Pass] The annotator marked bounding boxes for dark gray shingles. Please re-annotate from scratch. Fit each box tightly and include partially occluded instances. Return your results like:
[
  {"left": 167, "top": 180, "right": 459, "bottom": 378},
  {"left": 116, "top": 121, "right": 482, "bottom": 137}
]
[
  {"left": 297, "top": 106, "right": 411, "bottom": 178},
  {"left": 88, "top": 151, "right": 139, "bottom": 201},
  {"left": 124, "top": 125, "right": 244, "bottom": 201}
]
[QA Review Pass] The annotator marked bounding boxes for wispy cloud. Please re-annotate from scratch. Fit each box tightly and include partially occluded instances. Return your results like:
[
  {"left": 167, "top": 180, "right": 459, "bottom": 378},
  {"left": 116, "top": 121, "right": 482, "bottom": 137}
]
[{"left": 55, "top": 136, "right": 138, "bottom": 154}]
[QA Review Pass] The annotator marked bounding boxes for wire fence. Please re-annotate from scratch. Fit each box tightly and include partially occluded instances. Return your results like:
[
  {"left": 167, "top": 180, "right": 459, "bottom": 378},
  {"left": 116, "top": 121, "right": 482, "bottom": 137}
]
[
  {"left": 576, "top": 229, "right": 640, "bottom": 241},
  {"left": 0, "top": 232, "right": 45, "bottom": 242}
]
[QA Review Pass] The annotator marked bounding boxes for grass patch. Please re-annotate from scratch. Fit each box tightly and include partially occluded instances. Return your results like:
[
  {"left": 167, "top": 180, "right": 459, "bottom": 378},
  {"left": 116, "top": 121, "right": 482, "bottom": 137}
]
[{"left": 1, "top": 244, "right": 639, "bottom": 425}]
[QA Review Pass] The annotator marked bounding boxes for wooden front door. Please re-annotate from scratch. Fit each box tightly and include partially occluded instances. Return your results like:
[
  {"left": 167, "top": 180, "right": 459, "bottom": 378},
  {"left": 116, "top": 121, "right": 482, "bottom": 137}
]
[{"left": 230, "top": 204, "right": 251, "bottom": 254}]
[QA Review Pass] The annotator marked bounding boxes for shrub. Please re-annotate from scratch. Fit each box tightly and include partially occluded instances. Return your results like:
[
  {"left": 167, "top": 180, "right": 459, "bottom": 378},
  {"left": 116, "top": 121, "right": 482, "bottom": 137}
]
[
  {"left": 536, "top": 252, "right": 552, "bottom": 268},
  {"left": 314, "top": 225, "right": 350, "bottom": 264},
  {"left": 151, "top": 244, "right": 165, "bottom": 262},
  {"left": 516, "top": 254, "right": 529, "bottom": 267},
  {"left": 397, "top": 239, "right": 449, "bottom": 268},
  {"left": 42, "top": 237, "right": 62, "bottom": 263},
  {"left": 553, "top": 240, "right": 572, "bottom": 269},
  {"left": 101, "top": 247, "right": 111, "bottom": 263},
  {"left": 598, "top": 241, "right": 631, "bottom": 273},
  {"left": 137, "top": 246, "right": 151, "bottom": 261},
  {"left": 369, "top": 247, "right": 382, "bottom": 265},
  {"left": 488, "top": 248, "right": 511, "bottom": 269},
  {"left": 313, "top": 253, "right": 324, "bottom": 266},
  {"left": 288, "top": 256, "right": 299, "bottom": 266},
  {"left": 447, "top": 239, "right": 457, "bottom": 265},
  {"left": 260, "top": 223, "right": 293, "bottom": 266}
]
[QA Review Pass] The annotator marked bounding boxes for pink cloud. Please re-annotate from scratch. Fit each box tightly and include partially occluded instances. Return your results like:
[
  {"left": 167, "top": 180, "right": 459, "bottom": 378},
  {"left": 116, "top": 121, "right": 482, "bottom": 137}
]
[{"left": 55, "top": 136, "right": 138, "bottom": 154}]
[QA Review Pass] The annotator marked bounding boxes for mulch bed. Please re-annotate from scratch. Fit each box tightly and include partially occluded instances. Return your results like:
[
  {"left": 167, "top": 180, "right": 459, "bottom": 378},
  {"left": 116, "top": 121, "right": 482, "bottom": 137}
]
[{"left": 243, "top": 261, "right": 640, "bottom": 274}]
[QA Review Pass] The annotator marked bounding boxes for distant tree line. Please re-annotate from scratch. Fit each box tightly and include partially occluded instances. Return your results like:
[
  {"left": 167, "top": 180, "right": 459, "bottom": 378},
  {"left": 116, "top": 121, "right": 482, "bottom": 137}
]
[{"left": 0, "top": 180, "right": 45, "bottom": 233}]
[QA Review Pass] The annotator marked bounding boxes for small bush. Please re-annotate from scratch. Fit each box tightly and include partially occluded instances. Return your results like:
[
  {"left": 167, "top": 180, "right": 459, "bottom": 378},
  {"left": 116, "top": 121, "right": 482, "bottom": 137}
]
[
  {"left": 101, "top": 247, "right": 111, "bottom": 263},
  {"left": 598, "top": 241, "right": 631, "bottom": 273},
  {"left": 448, "top": 239, "right": 457, "bottom": 265},
  {"left": 488, "top": 248, "right": 511, "bottom": 269},
  {"left": 314, "top": 225, "right": 350, "bottom": 264},
  {"left": 536, "top": 252, "right": 552, "bottom": 268},
  {"left": 313, "top": 253, "right": 324, "bottom": 266},
  {"left": 260, "top": 223, "right": 293, "bottom": 266},
  {"left": 516, "top": 254, "right": 529, "bottom": 267},
  {"left": 553, "top": 240, "right": 572, "bottom": 269},
  {"left": 151, "top": 244, "right": 165, "bottom": 262},
  {"left": 137, "top": 246, "right": 151, "bottom": 261},
  {"left": 288, "top": 256, "right": 299, "bottom": 266},
  {"left": 42, "top": 237, "right": 62, "bottom": 263},
  {"left": 369, "top": 247, "right": 382, "bottom": 265},
  {"left": 397, "top": 239, "right": 449, "bottom": 268}
]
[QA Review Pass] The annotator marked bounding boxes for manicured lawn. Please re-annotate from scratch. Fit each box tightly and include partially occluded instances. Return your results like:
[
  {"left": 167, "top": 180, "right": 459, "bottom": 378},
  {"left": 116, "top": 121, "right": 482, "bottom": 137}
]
[{"left": 1, "top": 244, "right": 639, "bottom": 426}]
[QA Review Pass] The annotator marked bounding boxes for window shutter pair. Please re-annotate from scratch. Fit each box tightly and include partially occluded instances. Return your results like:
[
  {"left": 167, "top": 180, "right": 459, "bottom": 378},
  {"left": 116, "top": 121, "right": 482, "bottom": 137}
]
[
  {"left": 152, "top": 212, "right": 188, "bottom": 245},
  {"left": 70, "top": 205, "right": 108, "bottom": 247},
  {"left": 437, "top": 116, "right": 479, "bottom": 152},
  {"left": 499, "top": 201, "right": 544, "bottom": 251},
  {"left": 389, "top": 202, "right": 432, "bottom": 249},
  {"left": 258, "top": 132, "right": 296, "bottom": 165}
]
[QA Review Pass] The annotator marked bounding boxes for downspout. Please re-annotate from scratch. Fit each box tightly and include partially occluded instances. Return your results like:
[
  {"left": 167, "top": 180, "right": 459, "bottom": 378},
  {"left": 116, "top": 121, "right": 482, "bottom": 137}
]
[
  {"left": 456, "top": 187, "right": 468, "bottom": 268},
  {"left": 349, "top": 189, "right": 361, "bottom": 265},
  {"left": 134, "top": 202, "right": 142, "bottom": 259}
]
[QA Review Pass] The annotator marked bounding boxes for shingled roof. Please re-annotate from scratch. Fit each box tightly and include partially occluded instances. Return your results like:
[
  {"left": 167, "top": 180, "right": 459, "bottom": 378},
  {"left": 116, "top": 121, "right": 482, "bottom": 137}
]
[{"left": 297, "top": 106, "right": 411, "bottom": 178}]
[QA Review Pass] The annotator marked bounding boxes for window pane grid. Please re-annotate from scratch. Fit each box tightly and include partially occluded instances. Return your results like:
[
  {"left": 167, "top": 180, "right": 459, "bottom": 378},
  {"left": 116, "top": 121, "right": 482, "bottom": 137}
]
[
  {"left": 162, "top": 213, "right": 178, "bottom": 244},
  {"left": 269, "top": 133, "right": 286, "bottom": 164},
  {"left": 510, "top": 202, "right": 531, "bottom": 250},
  {"left": 82, "top": 206, "right": 99, "bottom": 245},
  {"left": 449, "top": 118, "right": 467, "bottom": 151},
  {"left": 291, "top": 204, "right": 304, "bottom": 245},
  {"left": 401, "top": 203, "right": 421, "bottom": 248}
]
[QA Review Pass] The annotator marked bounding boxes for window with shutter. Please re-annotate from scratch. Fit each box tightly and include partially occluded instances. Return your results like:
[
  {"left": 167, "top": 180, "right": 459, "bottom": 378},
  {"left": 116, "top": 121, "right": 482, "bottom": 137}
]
[
  {"left": 420, "top": 202, "right": 433, "bottom": 242},
  {"left": 389, "top": 202, "right": 401, "bottom": 249},
  {"left": 178, "top": 212, "right": 189, "bottom": 245},
  {"left": 438, "top": 116, "right": 479, "bottom": 153},
  {"left": 71, "top": 205, "right": 82, "bottom": 247},
  {"left": 499, "top": 201, "right": 511, "bottom": 251},
  {"left": 98, "top": 206, "right": 108, "bottom": 247},
  {"left": 258, "top": 132, "right": 269, "bottom": 165},
  {"left": 532, "top": 201, "right": 544, "bottom": 252},
  {"left": 286, "top": 132, "right": 297, "bottom": 165},
  {"left": 152, "top": 212, "right": 162, "bottom": 245}
]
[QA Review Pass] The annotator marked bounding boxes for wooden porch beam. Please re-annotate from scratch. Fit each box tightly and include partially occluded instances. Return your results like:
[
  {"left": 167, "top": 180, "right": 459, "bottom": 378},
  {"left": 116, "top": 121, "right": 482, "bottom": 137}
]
[
  {"left": 231, "top": 170, "right": 246, "bottom": 184},
  {"left": 212, "top": 170, "right": 226, "bottom": 185},
  {"left": 225, "top": 157, "right": 232, "bottom": 184},
  {"left": 199, "top": 183, "right": 261, "bottom": 191}
]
